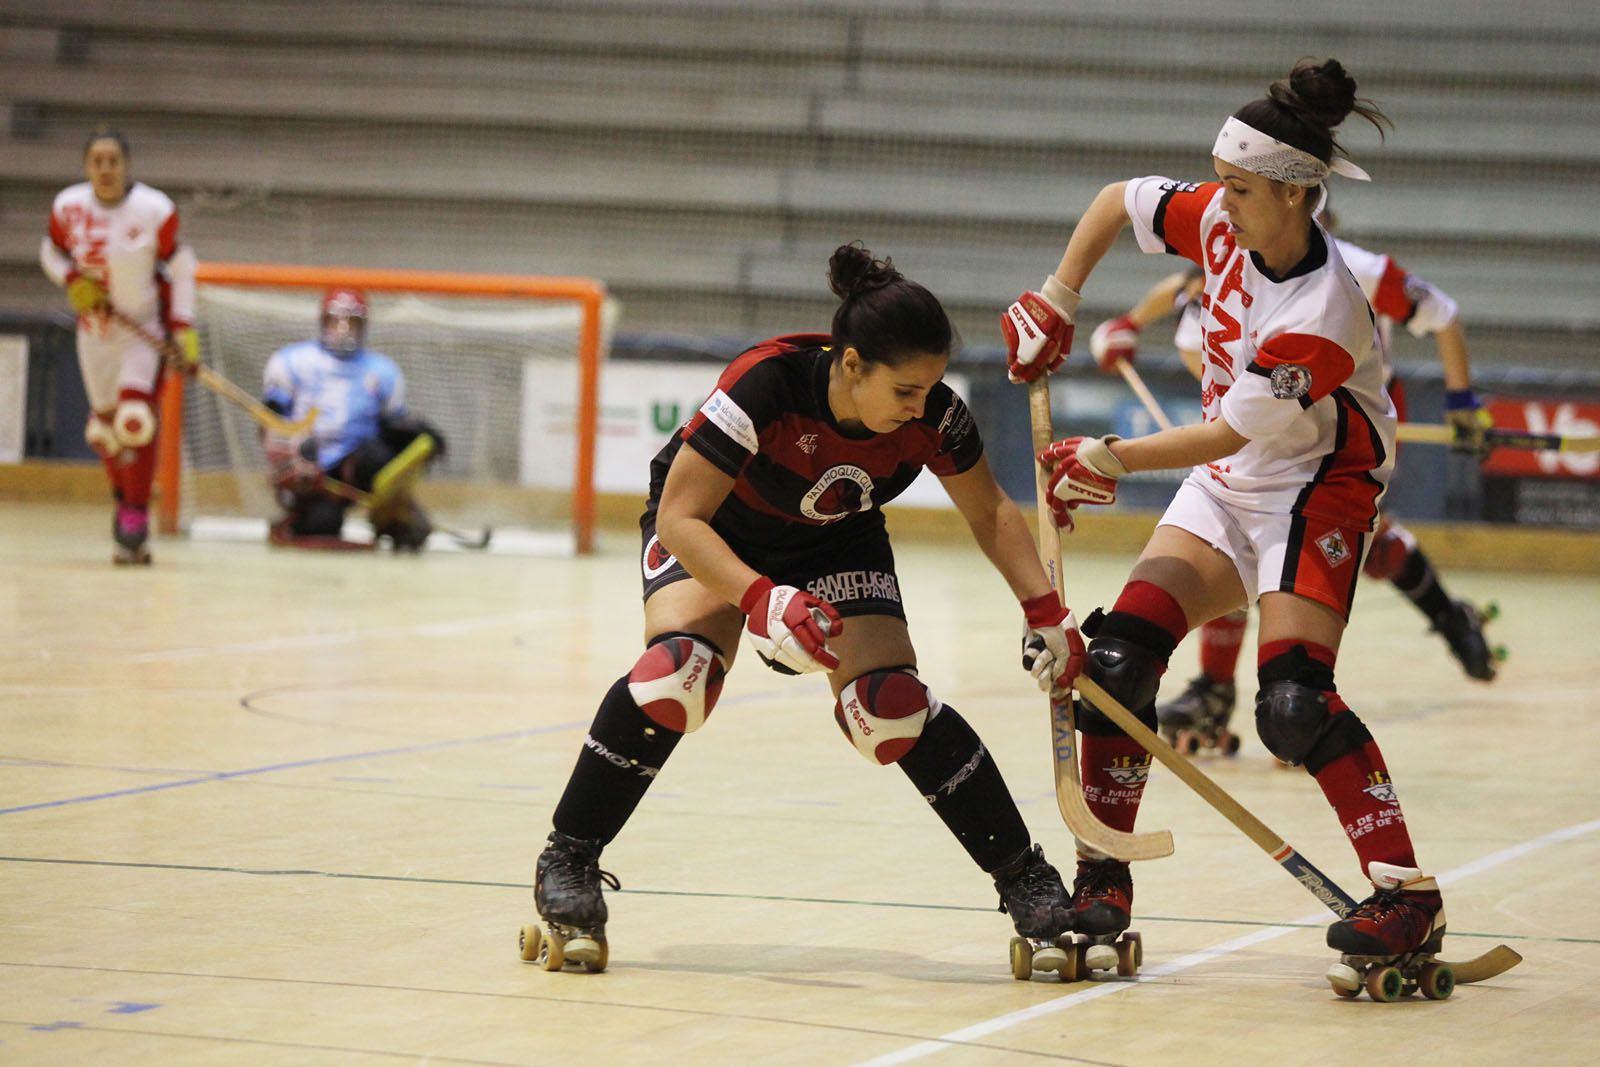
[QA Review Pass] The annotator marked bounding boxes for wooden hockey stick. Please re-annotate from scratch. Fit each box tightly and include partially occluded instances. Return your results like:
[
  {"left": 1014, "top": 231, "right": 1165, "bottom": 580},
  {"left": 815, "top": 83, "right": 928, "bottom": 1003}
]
[
  {"left": 1397, "top": 422, "right": 1600, "bottom": 453},
  {"left": 318, "top": 439, "right": 493, "bottom": 550},
  {"left": 1115, "top": 361, "right": 1176, "bottom": 432},
  {"left": 1029, "top": 378, "right": 1174, "bottom": 862},
  {"left": 1073, "top": 672, "right": 1521, "bottom": 984},
  {"left": 109, "top": 307, "right": 316, "bottom": 437}
]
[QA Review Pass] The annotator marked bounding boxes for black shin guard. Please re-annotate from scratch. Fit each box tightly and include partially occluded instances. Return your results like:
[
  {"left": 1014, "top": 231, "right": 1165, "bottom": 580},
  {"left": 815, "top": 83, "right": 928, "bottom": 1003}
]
[
  {"left": 552, "top": 676, "right": 683, "bottom": 845},
  {"left": 1394, "top": 547, "right": 1452, "bottom": 621},
  {"left": 897, "top": 705, "right": 1029, "bottom": 872}
]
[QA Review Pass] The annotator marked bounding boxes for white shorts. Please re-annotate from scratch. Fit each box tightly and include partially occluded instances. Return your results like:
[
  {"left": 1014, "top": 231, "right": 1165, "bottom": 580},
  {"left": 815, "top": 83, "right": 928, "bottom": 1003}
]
[
  {"left": 76, "top": 315, "right": 163, "bottom": 411},
  {"left": 1158, "top": 473, "right": 1371, "bottom": 619}
]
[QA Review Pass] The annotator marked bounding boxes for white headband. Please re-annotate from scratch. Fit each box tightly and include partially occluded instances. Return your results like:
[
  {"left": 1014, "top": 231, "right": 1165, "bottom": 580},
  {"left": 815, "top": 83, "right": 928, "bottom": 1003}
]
[{"left": 1212, "top": 116, "right": 1370, "bottom": 186}]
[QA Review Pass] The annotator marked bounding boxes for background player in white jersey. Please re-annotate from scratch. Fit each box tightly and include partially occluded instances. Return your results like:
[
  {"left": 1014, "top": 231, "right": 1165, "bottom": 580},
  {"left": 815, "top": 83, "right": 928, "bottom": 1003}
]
[
  {"left": 262, "top": 288, "right": 441, "bottom": 551},
  {"left": 524, "top": 244, "right": 1087, "bottom": 974},
  {"left": 38, "top": 128, "right": 198, "bottom": 564},
  {"left": 1088, "top": 221, "right": 1499, "bottom": 754},
  {"left": 1002, "top": 59, "right": 1452, "bottom": 982}
]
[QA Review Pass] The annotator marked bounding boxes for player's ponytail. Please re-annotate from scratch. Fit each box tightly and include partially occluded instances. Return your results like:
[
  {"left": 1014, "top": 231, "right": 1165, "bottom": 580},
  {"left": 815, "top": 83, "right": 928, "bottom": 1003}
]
[
  {"left": 827, "top": 242, "right": 953, "bottom": 367},
  {"left": 1236, "top": 58, "right": 1390, "bottom": 164}
]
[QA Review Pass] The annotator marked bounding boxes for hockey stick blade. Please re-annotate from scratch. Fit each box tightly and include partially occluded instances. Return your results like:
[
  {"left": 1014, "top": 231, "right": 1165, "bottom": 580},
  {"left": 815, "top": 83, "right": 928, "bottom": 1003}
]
[
  {"left": 444, "top": 525, "right": 492, "bottom": 549},
  {"left": 1074, "top": 674, "right": 1520, "bottom": 984},
  {"left": 1028, "top": 377, "right": 1174, "bottom": 861}
]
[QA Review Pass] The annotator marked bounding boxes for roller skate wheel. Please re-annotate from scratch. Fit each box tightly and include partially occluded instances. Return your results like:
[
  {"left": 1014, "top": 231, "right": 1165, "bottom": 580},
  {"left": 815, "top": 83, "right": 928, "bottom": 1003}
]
[
  {"left": 1482, "top": 601, "right": 1500, "bottom": 622},
  {"left": 540, "top": 926, "right": 567, "bottom": 971},
  {"left": 1492, "top": 645, "right": 1509, "bottom": 663},
  {"left": 1175, "top": 731, "right": 1201, "bottom": 756},
  {"left": 1125, "top": 930, "right": 1143, "bottom": 967},
  {"left": 1419, "top": 961, "right": 1455, "bottom": 1000},
  {"left": 563, "top": 935, "right": 605, "bottom": 972},
  {"left": 1220, "top": 732, "right": 1241, "bottom": 757},
  {"left": 1365, "top": 965, "right": 1404, "bottom": 1002},
  {"left": 1158, "top": 725, "right": 1180, "bottom": 746},
  {"left": 1009, "top": 937, "right": 1033, "bottom": 981},
  {"left": 1114, "top": 938, "right": 1139, "bottom": 977},
  {"left": 1325, "top": 962, "right": 1361, "bottom": 995},
  {"left": 518, "top": 924, "right": 543, "bottom": 963},
  {"left": 1083, "top": 942, "right": 1117, "bottom": 972}
]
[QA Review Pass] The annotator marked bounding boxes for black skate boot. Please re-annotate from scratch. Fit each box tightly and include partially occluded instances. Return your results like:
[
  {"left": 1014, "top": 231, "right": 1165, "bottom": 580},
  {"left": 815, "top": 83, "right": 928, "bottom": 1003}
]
[
  {"left": 521, "top": 831, "right": 619, "bottom": 973},
  {"left": 1325, "top": 862, "right": 1451, "bottom": 1001},
  {"left": 112, "top": 503, "right": 152, "bottom": 566},
  {"left": 1430, "top": 600, "right": 1502, "bottom": 682},
  {"left": 1061, "top": 855, "right": 1142, "bottom": 978},
  {"left": 1156, "top": 674, "right": 1239, "bottom": 756},
  {"left": 991, "top": 844, "right": 1078, "bottom": 981}
]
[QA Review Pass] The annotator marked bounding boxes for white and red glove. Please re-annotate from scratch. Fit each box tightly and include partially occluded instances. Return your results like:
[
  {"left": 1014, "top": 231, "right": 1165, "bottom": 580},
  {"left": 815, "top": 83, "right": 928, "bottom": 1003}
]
[
  {"left": 1088, "top": 314, "right": 1140, "bottom": 375},
  {"left": 1001, "top": 276, "right": 1081, "bottom": 384},
  {"left": 741, "top": 577, "right": 843, "bottom": 675},
  {"left": 1020, "top": 591, "right": 1086, "bottom": 696},
  {"left": 1038, "top": 435, "right": 1126, "bottom": 531}
]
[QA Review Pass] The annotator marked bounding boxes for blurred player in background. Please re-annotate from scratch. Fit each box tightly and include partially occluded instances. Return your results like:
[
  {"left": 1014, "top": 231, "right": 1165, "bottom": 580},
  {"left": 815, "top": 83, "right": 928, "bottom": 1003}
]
[
  {"left": 525, "top": 243, "right": 1087, "bottom": 973},
  {"left": 1005, "top": 60, "right": 1454, "bottom": 983},
  {"left": 39, "top": 127, "right": 198, "bottom": 564},
  {"left": 1088, "top": 206, "right": 1499, "bottom": 754},
  {"left": 262, "top": 287, "right": 442, "bottom": 552}
]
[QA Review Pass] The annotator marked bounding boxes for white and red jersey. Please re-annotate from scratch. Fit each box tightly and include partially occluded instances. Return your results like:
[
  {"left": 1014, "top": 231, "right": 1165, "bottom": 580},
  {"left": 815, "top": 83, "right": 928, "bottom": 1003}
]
[
  {"left": 1125, "top": 177, "right": 1395, "bottom": 530},
  {"left": 1333, "top": 237, "right": 1459, "bottom": 383},
  {"left": 40, "top": 180, "right": 196, "bottom": 337}
]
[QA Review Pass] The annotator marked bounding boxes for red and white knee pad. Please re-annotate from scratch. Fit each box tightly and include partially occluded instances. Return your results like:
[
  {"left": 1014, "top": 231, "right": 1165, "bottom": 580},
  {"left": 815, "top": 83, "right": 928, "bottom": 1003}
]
[
  {"left": 627, "top": 633, "right": 727, "bottom": 734},
  {"left": 112, "top": 395, "right": 157, "bottom": 449},
  {"left": 1362, "top": 521, "right": 1418, "bottom": 581},
  {"left": 84, "top": 413, "right": 122, "bottom": 459},
  {"left": 833, "top": 669, "right": 939, "bottom": 765}
]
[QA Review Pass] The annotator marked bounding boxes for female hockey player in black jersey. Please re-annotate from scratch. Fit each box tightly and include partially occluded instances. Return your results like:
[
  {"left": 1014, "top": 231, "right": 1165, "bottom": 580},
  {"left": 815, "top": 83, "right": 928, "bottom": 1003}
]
[{"left": 523, "top": 243, "right": 1088, "bottom": 973}]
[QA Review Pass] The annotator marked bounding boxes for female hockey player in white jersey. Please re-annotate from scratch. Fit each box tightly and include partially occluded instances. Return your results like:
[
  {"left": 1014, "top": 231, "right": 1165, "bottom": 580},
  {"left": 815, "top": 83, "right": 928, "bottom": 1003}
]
[
  {"left": 1002, "top": 59, "right": 1450, "bottom": 996},
  {"left": 39, "top": 128, "right": 198, "bottom": 564},
  {"left": 1086, "top": 213, "right": 1499, "bottom": 758}
]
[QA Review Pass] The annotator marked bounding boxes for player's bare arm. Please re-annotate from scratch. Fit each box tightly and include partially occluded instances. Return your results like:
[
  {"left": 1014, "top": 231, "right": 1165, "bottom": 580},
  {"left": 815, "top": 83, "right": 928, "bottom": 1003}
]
[
  {"left": 1107, "top": 416, "right": 1251, "bottom": 473},
  {"left": 654, "top": 445, "right": 761, "bottom": 609},
  {"left": 1053, "top": 181, "right": 1131, "bottom": 293},
  {"left": 937, "top": 455, "right": 1053, "bottom": 603}
]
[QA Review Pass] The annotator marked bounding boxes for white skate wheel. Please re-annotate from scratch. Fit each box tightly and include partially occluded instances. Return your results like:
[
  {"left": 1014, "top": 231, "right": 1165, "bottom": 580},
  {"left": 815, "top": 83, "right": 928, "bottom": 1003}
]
[
  {"left": 1325, "top": 961, "right": 1361, "bottom": 993},
  {"left": 1084, "top": 943, "right": 1117, "bottom": 971}
]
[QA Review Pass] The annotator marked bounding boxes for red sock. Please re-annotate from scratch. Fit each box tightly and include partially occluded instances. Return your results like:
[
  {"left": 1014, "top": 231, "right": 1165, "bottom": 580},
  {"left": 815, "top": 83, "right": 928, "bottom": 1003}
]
[
  {"left": 1079, "top": 580, "right": 1187, "bottom": 835},
  {"left": 1199, "top": 611, "right": 1248, "bottom": 684},
  {"left": 1260, "top": 639, "right": 1419, "bottom": 877}
]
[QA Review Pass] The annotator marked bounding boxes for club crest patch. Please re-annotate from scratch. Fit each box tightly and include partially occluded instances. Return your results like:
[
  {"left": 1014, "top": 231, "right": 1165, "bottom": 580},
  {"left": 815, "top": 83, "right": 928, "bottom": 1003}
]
[
  {"left": 1316, "top": 529, "right": 1352, "bottom": 568},
  {"left": 1270, "top": 363, "right": 1312, "bottom": 400}
]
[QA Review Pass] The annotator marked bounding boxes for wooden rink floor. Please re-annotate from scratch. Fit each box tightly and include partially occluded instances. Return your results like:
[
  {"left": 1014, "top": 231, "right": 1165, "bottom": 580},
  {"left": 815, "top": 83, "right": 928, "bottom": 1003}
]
[{"left": 3, "top": 502, "right": 1598, "bottom": 1066}]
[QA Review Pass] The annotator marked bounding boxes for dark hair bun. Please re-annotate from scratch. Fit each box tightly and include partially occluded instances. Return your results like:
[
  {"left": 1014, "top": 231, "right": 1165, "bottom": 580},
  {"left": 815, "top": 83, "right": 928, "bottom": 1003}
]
[
  {"left": 1271, "top": 58, "right": 1359, "bottom": 132},
  {"left": 827, "top": 242, "right": 902, "bottom": 300}
]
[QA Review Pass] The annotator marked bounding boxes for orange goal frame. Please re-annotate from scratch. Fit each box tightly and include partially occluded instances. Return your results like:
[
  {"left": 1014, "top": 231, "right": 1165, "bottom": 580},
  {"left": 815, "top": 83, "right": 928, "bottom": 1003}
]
[{"left": 156, "top": 262, "right": 608, "bottom": 553}]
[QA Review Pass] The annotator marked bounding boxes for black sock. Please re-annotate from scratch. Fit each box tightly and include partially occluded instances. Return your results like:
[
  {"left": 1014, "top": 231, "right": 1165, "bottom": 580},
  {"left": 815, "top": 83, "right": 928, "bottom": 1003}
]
[
  {"left": 551, "top": 676, "right": 683, "bottom": 845},
  {"left": 897, "top": 704, "right": 1030, "bottom": 872},
  {"left": 1393, "top": 547, "right": 1452, "bottom": 621}
]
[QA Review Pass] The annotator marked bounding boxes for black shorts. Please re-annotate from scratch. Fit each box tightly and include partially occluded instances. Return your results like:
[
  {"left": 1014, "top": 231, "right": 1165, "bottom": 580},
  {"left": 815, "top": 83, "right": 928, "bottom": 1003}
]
[{"left": 639, "top": 510, "right": 905, "bottom": 620}]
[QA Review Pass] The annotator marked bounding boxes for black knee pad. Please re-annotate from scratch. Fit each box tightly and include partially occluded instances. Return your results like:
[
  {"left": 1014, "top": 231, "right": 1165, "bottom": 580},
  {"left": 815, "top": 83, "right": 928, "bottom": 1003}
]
[
  {"left": 1076, "top": 636, "right": 1162, "bottom": 736},
  {"left": 1253, "top": 646, "right": 1372, "bottom": 770}
]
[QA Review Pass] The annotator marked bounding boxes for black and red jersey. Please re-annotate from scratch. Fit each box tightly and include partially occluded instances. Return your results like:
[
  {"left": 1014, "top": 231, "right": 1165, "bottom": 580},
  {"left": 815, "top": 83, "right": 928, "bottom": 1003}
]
[{"left": 647, "top": 334, "right": 982, "bottom": 553}]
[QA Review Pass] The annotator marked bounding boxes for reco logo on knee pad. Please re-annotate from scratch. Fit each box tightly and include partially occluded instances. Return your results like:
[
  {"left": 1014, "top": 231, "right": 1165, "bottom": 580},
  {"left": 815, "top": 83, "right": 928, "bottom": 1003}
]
[
  {"left": 627, "top": 635, "right": 726, "bottom": 733},
  {"left": 833, "top": 670, "right": 934, "bottom": 765}
]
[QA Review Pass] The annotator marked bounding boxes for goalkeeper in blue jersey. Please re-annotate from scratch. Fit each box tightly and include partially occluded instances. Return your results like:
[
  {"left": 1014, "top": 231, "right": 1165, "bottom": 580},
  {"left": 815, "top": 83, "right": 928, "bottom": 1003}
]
[{"left": 262, "top": 287, "right": 442, "bottom": 551}]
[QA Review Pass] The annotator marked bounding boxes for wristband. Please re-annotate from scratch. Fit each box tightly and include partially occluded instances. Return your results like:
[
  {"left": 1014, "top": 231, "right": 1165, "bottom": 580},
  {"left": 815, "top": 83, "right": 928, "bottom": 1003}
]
[
  {"left": 1041, "top": 275, "right": 1082, "bottom": 319},
  {"left": 1077, "top": 435, "right": 1128, "bottom": 479},
  {"left": 1444, "top": 389, "right": 1480, "bottom": 410},
  {"left": 739, "top": 576, "right": 776, "bottom": 614},
  {"left": 1020, "top": 591, "right": 1063, "bottom": 626}
]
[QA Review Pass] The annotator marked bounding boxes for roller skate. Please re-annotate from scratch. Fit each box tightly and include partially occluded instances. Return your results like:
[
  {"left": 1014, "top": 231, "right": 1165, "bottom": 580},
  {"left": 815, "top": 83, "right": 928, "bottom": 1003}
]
[
  {"left": 1325, "top": 862, "right": 1452, "bottom": 1002},
  {"left": 1058, "top": 855, "right": 1142, "bottom": 979},
  {"left": 992, "top": 844, "right": 1077, "bottom": 981},
  {"left": 112, "top": 503, "right": 152, "bottom": 566},
  {"left": 1157, "top": 674, "right": 1240, "bottom": 756},
  {"left": 372, "top": 499, "right": 432, "bottom": 554},
  {"left": 520, "top": 831, "right": 618, "bottom": 973},
  {"left": 1430, "top": 600, "right": 1505, "bottom": 682}
]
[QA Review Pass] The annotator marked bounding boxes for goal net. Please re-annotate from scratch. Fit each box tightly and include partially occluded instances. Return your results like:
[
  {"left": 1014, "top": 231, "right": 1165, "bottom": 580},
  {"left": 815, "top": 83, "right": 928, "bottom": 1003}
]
[{"left": 157, "top": 263, "right": 613, "bottom": 554}]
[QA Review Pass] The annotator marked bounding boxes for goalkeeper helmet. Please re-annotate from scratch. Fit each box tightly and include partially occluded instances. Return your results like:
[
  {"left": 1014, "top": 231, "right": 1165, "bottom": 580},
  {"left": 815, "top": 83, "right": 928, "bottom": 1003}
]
[{"left": 319, "top": 287, "right": 369, "bottom": 356}]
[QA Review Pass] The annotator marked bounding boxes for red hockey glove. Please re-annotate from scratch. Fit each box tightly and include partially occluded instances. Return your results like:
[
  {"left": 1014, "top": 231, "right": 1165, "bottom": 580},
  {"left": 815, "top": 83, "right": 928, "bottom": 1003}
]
[
  {"left": 1001, "top": 277, "right": 1081, "bottom": 384},
  {"left": 1089, "top": 314, "right": 1140, "bottom": 375},
  {"left": 741, "top": 577, "right": 843, "bottom": 675},
  {"left": 1038, "top": 435, "right": 1126, "bottom": 531}
]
